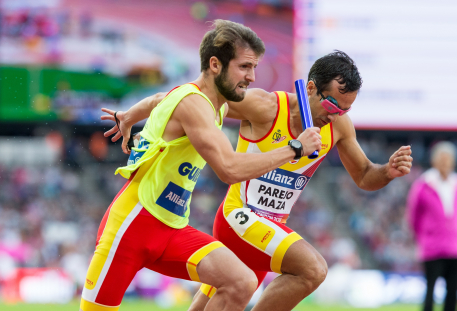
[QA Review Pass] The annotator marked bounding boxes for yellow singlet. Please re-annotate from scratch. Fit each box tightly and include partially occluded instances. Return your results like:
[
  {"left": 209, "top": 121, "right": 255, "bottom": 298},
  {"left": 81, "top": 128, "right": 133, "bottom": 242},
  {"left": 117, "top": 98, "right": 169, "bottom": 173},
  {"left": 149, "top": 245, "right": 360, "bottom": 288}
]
[
  {"left": 223, "top": 91, "right": 333, "bottom": 223},
  {"left": 115, "top": 83, "right": 224, "bottom": 229}
]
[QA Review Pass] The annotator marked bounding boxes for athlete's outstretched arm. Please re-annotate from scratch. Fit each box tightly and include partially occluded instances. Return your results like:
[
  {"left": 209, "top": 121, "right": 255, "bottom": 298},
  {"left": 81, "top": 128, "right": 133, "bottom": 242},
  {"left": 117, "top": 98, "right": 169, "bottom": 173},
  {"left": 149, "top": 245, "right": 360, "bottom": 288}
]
[
  {"left": 336, "top": 117, "right": 413, "bottom": 191},
  {"left": 100, "top": 92, "right": 167, "bottom": 153},
  {"left": 176, "top": 95, "right": 322, "bottom": 185}
]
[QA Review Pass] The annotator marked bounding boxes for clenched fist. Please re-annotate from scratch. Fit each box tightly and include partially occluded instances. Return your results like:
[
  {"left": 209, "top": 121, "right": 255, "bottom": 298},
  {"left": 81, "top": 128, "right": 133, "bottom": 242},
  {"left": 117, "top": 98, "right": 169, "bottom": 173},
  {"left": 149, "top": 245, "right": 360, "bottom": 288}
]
[
  {"left": 387, "top": 145, "right": 413, "bottom": 178},
  {"left": 296, "top": 127, "right": 322, "bottom": 157}
]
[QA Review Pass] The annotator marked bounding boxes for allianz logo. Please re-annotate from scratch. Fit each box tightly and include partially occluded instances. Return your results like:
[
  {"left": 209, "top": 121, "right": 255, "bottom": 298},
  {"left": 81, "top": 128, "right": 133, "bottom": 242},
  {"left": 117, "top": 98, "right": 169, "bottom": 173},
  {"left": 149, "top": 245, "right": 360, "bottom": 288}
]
[
  {"left": 164, "top": 191, "right": 187, "bottom": 207},
  {"left": 260, "top": 170, "right": 294, "bottom": 186},
  {"left": 260, "top": 170, "right": 308, "bottom": 190},
  {"left": 178, "top": 162, "right": 202, "bottom": 182}
]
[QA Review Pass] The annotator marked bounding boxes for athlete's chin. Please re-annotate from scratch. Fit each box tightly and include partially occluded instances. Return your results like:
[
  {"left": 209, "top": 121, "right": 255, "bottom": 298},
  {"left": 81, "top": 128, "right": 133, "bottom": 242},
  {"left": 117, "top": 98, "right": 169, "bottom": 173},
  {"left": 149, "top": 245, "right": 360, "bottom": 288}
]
[
  {"left": 319, "top": 119, "right": 330, "bottom": 127},
  {"left": 229, "top": 92, "right": 246, "bottom": 102},
  {"left": 314, "top": 119, "right": 325, "bottom": 128},
  {"left": 237, "top": 87, "right": 247, "bottom": 96}
]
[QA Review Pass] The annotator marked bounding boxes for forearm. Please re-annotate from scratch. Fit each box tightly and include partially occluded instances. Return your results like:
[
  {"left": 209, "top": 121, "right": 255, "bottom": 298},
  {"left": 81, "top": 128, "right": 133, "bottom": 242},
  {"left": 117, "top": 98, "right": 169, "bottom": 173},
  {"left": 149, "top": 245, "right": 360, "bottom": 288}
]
[
  {"left": 217, "top": 147, "right": 296, "bottom": 184},
  {"left": 124, "top": 93, "right": 165, "bottom": 126},
  {"left": 356, "top": 163, "right": 394, "bottom": 191}
]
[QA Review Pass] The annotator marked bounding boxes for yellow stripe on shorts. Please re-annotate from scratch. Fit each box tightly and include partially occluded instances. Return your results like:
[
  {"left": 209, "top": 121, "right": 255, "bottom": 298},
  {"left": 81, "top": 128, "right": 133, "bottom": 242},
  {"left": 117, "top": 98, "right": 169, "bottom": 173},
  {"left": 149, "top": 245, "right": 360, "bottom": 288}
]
[
  {"left": 200, "top": 283, "right": 217, "bottom": 298},
  {"left": 186, "top": 241, "right": 225, "bottom": 282},
  {"left": 80, "top": 298, "right": 120, "bottom": 311},
  {"left": 270, "top": 232, "right": 302, "bottom": 274},
  {"left": 241, "top": 221, "right": 276, "bottom": 252}
]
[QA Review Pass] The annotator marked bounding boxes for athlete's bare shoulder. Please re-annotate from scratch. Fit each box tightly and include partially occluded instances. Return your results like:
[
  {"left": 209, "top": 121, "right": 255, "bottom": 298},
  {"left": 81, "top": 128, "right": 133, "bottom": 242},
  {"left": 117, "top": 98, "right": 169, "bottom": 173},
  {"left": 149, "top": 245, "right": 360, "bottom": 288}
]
[
  {"left": 162, "top": 94, "right": 215, "bottom": 142},
  {"left": 286, "top": 92, "right": 299, "bottom": 112},
  {"left": 227, "top": 88, "right": 278, "bottom": 124}
]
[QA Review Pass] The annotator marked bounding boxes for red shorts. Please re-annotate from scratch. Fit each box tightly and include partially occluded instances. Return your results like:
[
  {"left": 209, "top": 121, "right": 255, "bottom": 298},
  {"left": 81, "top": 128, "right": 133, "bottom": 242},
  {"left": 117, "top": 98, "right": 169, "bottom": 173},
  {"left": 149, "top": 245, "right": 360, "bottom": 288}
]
[
  {"left": 80, "top": 166, "right": 223, "bottom": 311},
  {"left": 201, "top": 201, "right": 302, "bottom": 298}
]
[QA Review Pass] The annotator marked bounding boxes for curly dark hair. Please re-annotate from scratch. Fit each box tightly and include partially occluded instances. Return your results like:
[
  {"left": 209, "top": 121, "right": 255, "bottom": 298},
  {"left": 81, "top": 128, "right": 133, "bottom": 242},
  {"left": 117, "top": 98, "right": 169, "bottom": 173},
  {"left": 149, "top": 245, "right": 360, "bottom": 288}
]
[
  {"left": 308, "top": 50, "right": 363, "bottom": 94},
  {"left": 199, "top": 20, "right": 265, "bottom": 72}
]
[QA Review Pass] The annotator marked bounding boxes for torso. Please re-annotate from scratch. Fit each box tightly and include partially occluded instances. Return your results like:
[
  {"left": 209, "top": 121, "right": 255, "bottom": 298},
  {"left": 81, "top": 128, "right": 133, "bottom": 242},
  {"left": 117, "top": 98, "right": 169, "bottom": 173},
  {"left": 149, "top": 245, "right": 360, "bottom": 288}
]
[
  {"left": 223, "top": 91, "right": 334, "bottom": 223},
  {"left": 121, "top": 84, "right": 225, "bottom": 229}
]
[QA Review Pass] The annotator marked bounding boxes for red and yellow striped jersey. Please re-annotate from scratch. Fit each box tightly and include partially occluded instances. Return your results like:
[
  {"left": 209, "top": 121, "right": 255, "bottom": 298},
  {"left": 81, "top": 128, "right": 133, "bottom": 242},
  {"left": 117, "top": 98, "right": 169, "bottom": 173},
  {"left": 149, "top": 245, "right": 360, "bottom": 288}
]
[{"left": 223, "top": 91, "right": 333, "bottom": 223}]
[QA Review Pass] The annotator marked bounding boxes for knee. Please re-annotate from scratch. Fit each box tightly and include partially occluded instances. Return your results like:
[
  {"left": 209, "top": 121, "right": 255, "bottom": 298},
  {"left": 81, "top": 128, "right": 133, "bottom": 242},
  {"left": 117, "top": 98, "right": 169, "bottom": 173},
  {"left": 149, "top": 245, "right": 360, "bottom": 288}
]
[
  {"left": 297, "top": 255, "right": 328, "bottom": 290},
  {"left": 222, "top": 268, "right": 258, "bottom": 304},
  {"left": 236, "top": 269, "right": 258, "bottom": 295}
]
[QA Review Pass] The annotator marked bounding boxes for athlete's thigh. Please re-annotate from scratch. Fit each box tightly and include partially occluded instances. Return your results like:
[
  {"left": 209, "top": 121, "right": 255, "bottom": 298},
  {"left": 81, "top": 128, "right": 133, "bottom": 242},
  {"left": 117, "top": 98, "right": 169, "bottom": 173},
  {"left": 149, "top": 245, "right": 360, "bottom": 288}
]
[
  {"left": 279, "top": 236, "right": 327, "bottom": 277},
  {"left": 145, "top": 225, "right": 225, "bottom": 282},
  {"left": 215, "top": 205, "right": 302, "bottom": 274}
]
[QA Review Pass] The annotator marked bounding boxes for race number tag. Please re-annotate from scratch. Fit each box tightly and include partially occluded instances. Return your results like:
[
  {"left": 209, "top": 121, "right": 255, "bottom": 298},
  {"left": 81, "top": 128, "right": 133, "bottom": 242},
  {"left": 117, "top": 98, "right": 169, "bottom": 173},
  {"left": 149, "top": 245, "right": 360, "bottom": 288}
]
[
  {"left": 226, "top": 207, "right": 259, "bottom": 236},
  {"left": 245, "top": 168, "right": 310, "bottom": 222}
]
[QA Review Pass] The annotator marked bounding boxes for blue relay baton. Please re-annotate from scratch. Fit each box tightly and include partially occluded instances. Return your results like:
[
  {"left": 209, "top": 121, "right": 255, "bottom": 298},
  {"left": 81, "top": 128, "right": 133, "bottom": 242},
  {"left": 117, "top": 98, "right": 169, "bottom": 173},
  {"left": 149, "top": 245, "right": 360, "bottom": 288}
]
[{"left": 295, "top": 79, "right": 319, "bottom": 159}]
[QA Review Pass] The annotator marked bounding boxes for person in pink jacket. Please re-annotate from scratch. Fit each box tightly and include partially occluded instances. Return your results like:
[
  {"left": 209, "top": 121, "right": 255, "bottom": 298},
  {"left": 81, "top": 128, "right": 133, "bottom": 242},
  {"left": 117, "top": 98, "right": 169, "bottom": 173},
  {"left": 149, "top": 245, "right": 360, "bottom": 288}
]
[{"left": 407, "top": 141, "right": 457, "bottom": 311}]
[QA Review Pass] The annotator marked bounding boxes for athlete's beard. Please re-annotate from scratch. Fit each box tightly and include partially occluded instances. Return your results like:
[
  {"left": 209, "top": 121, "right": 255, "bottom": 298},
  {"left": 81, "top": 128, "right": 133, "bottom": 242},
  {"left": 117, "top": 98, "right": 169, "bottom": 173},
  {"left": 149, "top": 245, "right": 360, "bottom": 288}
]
[{"left": 214, "top": 67, "right": 246, "bottom": 102}]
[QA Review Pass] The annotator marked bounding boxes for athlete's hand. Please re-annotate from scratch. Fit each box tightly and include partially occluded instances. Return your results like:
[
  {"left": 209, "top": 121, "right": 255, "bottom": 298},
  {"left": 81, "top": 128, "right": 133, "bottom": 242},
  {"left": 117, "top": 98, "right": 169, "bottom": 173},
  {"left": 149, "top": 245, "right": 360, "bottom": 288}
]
[
  {"left": 100, "top": 108, "right": 132, "bottom": 154},
  {"left": 387, "top": 145, "right": 413, "bottom": 178},
  {"left": 297, "top": 127, "right": 322, "bottom": 157}
]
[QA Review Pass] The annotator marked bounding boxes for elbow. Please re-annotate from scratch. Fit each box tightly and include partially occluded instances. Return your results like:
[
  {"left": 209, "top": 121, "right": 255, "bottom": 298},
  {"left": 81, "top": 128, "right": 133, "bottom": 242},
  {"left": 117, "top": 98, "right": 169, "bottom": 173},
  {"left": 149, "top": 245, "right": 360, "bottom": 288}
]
[
  {"left": 357, "top": 181, "right": 375, "bottom": 191},
  {"left": 215, "top": 162, "right": 240, "bottom": 185},
  {"left": 217, "top": 170, "right": 238, "bottom": 185},
  {"left": 356, "top": 181, "right": 381, "bottom": 191}
]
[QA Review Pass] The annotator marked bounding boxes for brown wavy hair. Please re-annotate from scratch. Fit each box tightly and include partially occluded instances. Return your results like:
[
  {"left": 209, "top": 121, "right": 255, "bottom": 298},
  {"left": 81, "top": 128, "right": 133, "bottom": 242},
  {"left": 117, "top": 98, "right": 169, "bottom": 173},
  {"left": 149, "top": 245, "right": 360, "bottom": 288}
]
[{"left": 200, "top": 20, "right": 265, "bottom": 72}]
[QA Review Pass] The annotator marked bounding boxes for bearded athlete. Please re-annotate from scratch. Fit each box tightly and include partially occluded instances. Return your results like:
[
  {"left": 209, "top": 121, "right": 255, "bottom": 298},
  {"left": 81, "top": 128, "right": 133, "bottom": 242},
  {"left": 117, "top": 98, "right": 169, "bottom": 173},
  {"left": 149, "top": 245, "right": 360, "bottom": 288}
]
[
  {"left": 104, "top": 51, "right": 413, "bottom": 311},
  {"left": 80, "top": 20, "right": 323, "bottom": 311}
]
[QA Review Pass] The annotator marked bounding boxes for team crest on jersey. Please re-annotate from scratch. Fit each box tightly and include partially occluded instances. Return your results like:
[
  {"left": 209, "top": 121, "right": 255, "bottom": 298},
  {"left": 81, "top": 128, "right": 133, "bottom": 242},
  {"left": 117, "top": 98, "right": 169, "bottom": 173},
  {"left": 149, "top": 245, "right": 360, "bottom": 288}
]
[{"left": 272, "top": 129, "right": 286, "bottom": 143}]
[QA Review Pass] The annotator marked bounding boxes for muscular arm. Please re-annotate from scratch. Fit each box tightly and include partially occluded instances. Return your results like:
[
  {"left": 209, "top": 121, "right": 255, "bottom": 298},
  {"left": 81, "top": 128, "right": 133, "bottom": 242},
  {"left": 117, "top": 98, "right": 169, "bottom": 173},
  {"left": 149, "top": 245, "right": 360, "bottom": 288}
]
[
  {"left": 226, "top": 88, "right": 277, "bottom": 122},
  {"left": 335, "top": 117, "right": 412, "bottom": 191},
  {"left": 176, "top": 95, "right": 321, "bottom": 184},
  {"left": 123, "top": 92, "right": 167, "bottom": 126}
]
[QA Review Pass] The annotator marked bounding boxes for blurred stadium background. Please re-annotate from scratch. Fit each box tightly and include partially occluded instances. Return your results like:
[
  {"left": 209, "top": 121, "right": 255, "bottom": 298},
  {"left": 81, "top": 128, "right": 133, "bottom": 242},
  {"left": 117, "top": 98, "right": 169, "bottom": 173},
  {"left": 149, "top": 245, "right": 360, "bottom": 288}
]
[{"left": 0, "top": 0, "right": 456, "bottom": 310}]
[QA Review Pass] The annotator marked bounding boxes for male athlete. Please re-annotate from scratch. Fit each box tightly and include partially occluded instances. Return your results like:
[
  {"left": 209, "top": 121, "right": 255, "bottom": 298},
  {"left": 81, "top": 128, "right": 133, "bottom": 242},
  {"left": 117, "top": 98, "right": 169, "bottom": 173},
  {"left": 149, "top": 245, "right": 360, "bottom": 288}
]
[
  {"left": 105, "top": 51, "right": 413, "bottom": 311},
  {"left": 81, "top": 20, "right": 323, "bottom": 311}
]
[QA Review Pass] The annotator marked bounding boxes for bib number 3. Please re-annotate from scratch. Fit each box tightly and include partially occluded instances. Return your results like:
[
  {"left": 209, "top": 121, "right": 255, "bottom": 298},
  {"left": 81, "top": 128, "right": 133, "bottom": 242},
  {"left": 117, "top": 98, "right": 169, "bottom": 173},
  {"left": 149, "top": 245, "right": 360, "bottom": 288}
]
[
  {"left": 235, "top": 211, "right": 249, "bottom": 225},
  {"left": 226, "top": 207, "right": 259, "bottom": 236}
]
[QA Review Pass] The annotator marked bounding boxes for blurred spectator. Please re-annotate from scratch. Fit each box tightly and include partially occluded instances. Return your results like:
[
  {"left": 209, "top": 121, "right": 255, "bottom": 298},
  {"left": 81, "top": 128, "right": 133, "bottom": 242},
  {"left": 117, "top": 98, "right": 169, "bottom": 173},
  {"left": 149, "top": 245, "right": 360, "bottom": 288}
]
[{"left": 407, "top": 141, "right": 457, "bottom": 311}]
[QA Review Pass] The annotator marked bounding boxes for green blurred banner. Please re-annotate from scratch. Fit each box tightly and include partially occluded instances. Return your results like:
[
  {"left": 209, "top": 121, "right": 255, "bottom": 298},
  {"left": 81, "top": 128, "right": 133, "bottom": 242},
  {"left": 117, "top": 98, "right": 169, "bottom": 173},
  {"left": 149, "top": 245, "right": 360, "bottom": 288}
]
[{"left": 0, "top": 66, "right": 151, "bottom": 123}]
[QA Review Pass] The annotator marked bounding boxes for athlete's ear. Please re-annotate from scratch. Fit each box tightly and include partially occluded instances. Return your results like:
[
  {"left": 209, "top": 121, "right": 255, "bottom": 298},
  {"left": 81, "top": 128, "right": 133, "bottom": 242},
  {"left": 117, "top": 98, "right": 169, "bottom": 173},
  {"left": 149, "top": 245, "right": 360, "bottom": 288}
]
[
  {"left": 306, "top": 80, "right": 316, "bottom": 96},
  {"left": 209, "top": 56, "right": 222, "bottom": 75}
]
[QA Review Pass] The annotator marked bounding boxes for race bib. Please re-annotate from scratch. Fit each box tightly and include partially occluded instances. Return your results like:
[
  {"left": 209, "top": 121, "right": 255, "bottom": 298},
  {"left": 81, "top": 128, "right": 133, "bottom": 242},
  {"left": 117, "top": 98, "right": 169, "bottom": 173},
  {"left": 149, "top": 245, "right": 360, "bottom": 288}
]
[{"left": 246, "top": 168, "right": 310, "bottom": 222}]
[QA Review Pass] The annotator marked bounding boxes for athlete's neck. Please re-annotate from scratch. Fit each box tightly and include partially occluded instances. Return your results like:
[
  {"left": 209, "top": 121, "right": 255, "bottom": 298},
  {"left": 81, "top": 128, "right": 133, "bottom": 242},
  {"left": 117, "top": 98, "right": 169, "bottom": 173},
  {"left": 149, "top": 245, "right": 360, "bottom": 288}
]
[{"left": 191, "top": 74, "right": 226, "bottom": 113}]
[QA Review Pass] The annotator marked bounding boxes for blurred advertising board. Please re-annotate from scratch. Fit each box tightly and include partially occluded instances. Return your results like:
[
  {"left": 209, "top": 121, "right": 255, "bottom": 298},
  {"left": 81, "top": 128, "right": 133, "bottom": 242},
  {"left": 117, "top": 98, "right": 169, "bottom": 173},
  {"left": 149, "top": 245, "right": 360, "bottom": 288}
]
[
  {"left": 2, "top": 268, "right": 75, "bottom": 304},
  {"left": 0, "top": 66, "right": 161, "bottom": 124},
  {"left": 313, "top": 266, "right": 445, "bottom": 307},
  {"left": 294, "top": 0, "right": 457, "bottom": 130}
]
